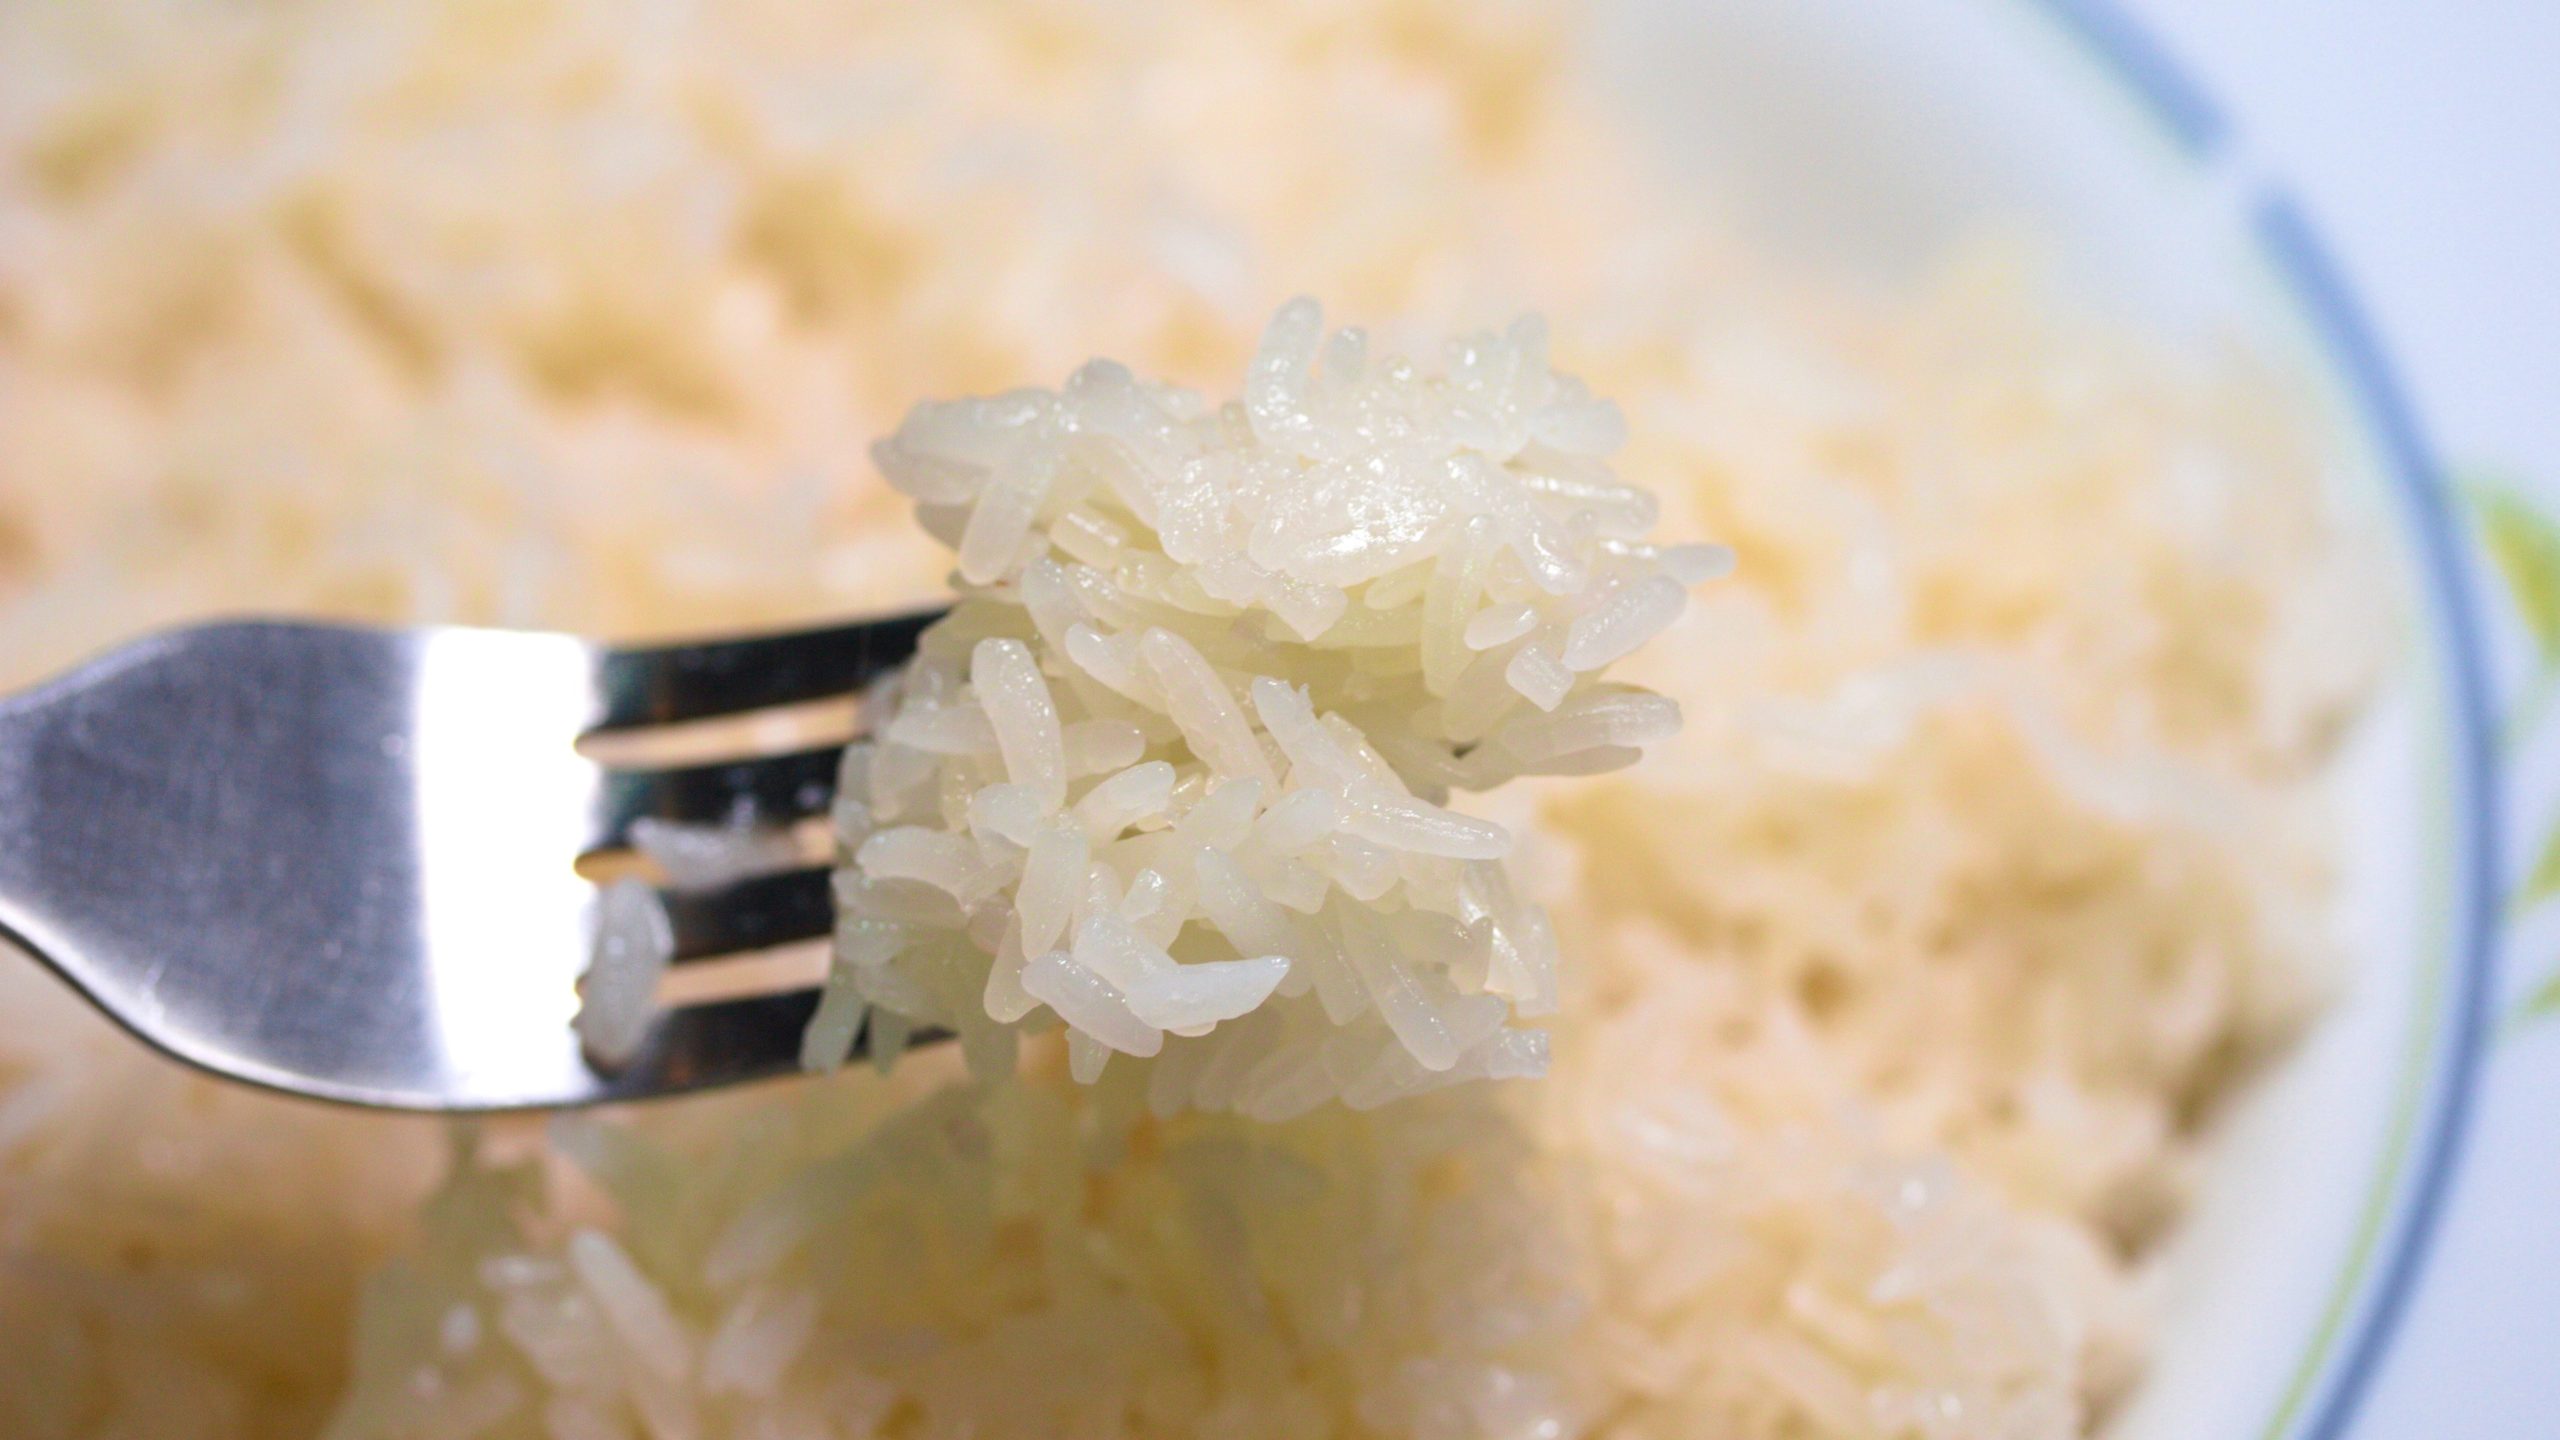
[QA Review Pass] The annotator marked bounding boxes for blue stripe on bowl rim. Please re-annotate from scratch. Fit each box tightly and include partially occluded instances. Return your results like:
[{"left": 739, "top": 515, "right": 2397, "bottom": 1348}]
[
  {"left": 2027, "top": 0, "right": 2232, "bottom": 158},
  {"left": 2248, "top": 192, "right": 2503, "bottom": 1440},
  {"left": 2018, "top": 3, "right": 2506, "bottom": 1436}
]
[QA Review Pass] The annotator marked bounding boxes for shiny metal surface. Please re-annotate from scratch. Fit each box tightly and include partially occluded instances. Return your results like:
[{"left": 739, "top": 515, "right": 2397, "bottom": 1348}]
[{"left": 0, "top": 610, "right": 940, "bottom": 1111}]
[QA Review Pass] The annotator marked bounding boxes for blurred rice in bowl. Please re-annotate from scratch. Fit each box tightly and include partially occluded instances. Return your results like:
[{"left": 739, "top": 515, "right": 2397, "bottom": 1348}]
[{"left": 0, "top": 2, "right": 2378, "bottom": 1436}]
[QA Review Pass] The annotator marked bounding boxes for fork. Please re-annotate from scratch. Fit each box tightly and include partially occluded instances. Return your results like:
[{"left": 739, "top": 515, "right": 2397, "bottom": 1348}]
[{"left": 0, "top": 608, "right": 944, "bottom": 1112}]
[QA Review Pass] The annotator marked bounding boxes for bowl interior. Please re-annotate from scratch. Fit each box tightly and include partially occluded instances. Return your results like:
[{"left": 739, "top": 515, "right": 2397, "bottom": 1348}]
[{"left": 1585, "top": 3, "right": 2458, "bottom": 1435}]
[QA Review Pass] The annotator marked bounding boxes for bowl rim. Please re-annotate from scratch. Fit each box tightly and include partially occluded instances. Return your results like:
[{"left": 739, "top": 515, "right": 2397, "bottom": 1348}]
[{"left": 2020, "top": 4, "right": 2505, "bottom": 1437}]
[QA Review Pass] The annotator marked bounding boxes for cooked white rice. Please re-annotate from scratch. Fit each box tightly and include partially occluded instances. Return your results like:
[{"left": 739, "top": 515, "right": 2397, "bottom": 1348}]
[
  {"left": 0, "top": 2, "right": 2374, "bottom": 1438},
  {"left": 628, "top": 816, "right": 805, "bottom": 892},
  {"left": 574, "top": 881, "right": 677, "bottom": 1068},
  {"left": 813, "top": 302, "right": 1713, "bottom": 1116}
]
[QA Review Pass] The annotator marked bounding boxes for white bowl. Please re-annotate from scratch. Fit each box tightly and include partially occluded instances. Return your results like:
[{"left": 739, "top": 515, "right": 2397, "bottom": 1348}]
[{"left": 1587, "top": 3, "right": 2498, "bottom": 1437}]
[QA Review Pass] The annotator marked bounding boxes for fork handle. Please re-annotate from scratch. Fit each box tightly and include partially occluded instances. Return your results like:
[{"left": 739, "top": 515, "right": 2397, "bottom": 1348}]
[{"left": 0, "top": 624, "right": 437, "bottom": 1082}]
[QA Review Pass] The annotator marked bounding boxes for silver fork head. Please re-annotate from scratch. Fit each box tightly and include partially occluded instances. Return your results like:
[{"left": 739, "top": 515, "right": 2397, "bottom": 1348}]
[{"left": 0, "top": 610, "right": 938, "bottom": 1112}]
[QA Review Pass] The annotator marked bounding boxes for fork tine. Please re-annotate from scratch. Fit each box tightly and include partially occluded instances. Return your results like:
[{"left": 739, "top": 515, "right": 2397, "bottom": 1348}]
[
  {"left": 662, "top": 867, "right": 834, "bottom": 962},
  {"left": 588, "top": 987, "right": 822, "bottom": 1100},
  {"left": 590, "top": 607, "right": 943, "bottom": 733},
  {"left": 586, "top": 991, "right": 952, "bottom": 1104},
  {"left": 588, "top": 745, "right": 844, "bottom": 855}
]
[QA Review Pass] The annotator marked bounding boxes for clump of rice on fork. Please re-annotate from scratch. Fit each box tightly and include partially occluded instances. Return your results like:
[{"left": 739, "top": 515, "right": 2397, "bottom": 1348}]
[{"left": 810, "top": 298, "right": 1726, "bottom": 1118}]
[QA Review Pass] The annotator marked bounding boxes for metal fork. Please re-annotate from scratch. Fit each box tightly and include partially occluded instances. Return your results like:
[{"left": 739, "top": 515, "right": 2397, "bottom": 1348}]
[{"left": 0, "top": 608, "right": 943, "bottom": 1112}]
